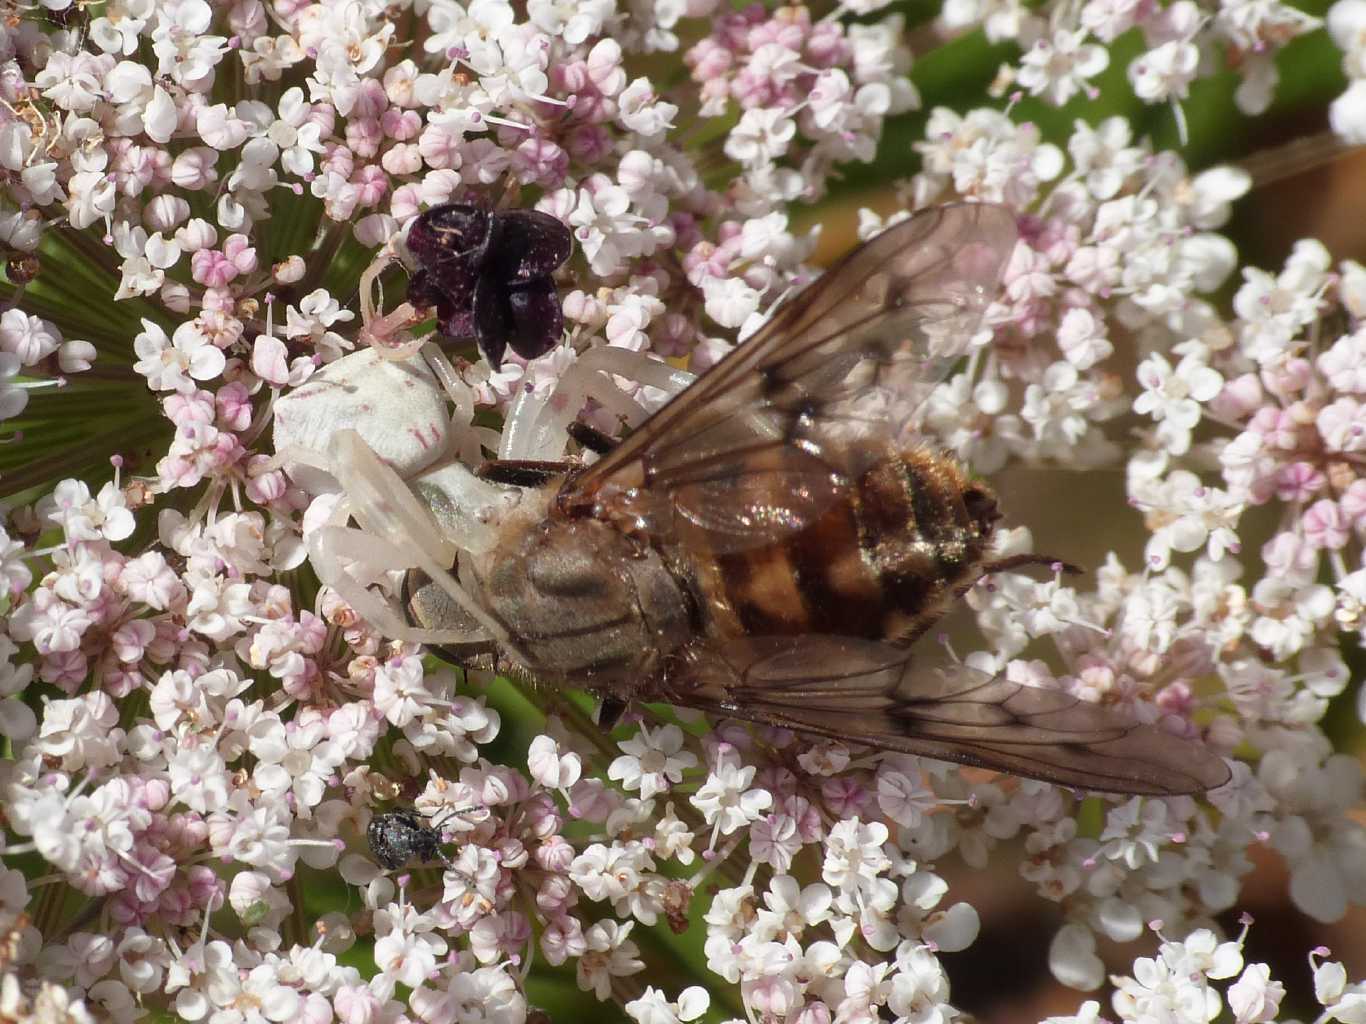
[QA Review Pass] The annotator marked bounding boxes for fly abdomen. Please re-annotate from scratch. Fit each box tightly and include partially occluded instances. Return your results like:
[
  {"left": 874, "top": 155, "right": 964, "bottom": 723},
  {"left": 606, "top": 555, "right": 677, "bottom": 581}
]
[{"left": 695, "top": 446, "right": 996, "bottom": 644}]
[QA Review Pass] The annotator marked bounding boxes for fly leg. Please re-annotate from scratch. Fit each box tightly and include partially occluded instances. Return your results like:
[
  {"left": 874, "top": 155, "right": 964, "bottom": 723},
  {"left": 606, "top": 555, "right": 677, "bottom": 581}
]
[
  {"left": 567, "top": 420, "right": 619, "bottom": 455},
  {"left": 475, "top": 459, "right": 572, "bottom": 488},
  {"left": 475, "top": 419, "right": 620, "bottom": 486},
  {"left": 978, "top": 553, "right": 1083, "bottom": 576}
]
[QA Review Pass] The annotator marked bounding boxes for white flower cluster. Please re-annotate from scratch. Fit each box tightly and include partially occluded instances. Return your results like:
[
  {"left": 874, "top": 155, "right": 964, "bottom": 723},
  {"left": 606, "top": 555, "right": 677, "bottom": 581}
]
[
  {"left": 943, "top": 0, "right": 1320, "bottom": 130},
  {"left": 0, "top": 0, "right": 1363, "bottom": 1018}
]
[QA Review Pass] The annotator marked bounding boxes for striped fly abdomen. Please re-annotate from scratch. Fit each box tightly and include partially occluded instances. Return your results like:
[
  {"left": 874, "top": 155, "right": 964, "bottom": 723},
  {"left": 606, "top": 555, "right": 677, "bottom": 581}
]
[{"left": 689, "top": 445, "right": 1000, "bottom": 645}]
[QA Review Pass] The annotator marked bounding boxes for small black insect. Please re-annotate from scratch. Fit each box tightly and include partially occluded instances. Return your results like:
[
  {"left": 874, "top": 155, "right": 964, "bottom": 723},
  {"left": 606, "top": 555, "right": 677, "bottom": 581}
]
[
  {"left": 366, "top": 809, "right": 453, "bottom": 871},
  {"left": 405, "top": 202, "right": 573, "bottom": 368}
]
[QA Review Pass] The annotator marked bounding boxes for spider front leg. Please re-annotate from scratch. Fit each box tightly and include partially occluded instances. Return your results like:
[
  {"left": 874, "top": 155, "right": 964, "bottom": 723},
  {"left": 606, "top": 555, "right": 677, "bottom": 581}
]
[
  {"left": 323, "top": 429, "right": 515, "bottom": 648},
  {"left": 307, "top": 523, "right": 486, "bottom": 646},
  {"left": 501, "top": 347, "right": 695, "bottom": 461}
]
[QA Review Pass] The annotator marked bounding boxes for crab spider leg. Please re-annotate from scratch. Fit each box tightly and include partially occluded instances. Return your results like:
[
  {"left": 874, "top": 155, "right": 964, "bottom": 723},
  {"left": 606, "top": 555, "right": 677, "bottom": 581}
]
[
  {"left": 307, "top": 525, "right": 489, "bottom": 645},
  {"left": 329, "top": 430, "right": 518, "bottom": 652},
  {"left": 509, "top": 349, "right": 695, "bottom": 462},
  {"left": 265, "top": 442, "right": 335, "bottom": 480},
  {"left": 418, "top": 344, "right": 487, "bottom": 466}
]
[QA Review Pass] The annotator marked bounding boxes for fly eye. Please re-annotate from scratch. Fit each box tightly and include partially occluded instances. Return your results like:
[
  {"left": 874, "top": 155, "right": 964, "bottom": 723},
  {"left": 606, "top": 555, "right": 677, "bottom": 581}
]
[{"left": 963, "top": 487, "right": 1000, "bottom": 527}]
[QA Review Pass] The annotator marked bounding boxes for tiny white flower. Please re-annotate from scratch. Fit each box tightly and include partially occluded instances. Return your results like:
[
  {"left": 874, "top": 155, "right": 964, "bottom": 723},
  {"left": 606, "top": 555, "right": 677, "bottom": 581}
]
[
  {"left": 608, "top": 723, "right": 696, "bottom": 800},
  {"left": 691, "top": 749, "right": 772, "bottom": 840}
]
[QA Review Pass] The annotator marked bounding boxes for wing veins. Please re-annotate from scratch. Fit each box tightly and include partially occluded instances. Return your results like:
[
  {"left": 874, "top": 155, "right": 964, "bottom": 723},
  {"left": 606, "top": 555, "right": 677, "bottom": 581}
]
[{"left": 562, "top": 204, "right": 1019, "bottom": 520}]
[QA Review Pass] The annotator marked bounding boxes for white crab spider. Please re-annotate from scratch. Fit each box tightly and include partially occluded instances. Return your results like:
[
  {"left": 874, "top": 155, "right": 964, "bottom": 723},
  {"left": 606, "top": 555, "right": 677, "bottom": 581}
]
[{"left": 271, "top": 266, "right": 695, "bottom": 650}]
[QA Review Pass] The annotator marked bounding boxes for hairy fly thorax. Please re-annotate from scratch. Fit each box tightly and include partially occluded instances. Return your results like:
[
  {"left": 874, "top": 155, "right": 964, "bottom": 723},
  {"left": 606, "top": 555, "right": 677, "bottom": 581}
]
[{"left": 458, "top": 484, "right": 693, "bottom": 693}]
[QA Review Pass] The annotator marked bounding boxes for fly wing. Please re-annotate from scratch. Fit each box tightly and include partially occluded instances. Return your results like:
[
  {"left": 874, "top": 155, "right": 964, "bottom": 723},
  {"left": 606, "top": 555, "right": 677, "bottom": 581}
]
[
  {"left": 559, "top": 204, "right": 1018, "bottom": 551},
  {"left": 676, "top": 636, "right": 1231, "bottom": 796}
]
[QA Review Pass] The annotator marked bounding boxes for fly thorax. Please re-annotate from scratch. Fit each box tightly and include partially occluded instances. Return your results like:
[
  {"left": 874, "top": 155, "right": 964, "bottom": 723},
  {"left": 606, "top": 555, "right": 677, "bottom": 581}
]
[{"left": 468, "top": 515, "right": 692, "bottom": 690}]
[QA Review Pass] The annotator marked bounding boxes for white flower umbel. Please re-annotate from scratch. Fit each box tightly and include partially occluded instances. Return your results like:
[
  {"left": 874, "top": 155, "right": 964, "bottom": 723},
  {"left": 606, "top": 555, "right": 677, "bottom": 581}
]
[{"left": 1, "top": 0, "right": 1364, "bottom": 1016}]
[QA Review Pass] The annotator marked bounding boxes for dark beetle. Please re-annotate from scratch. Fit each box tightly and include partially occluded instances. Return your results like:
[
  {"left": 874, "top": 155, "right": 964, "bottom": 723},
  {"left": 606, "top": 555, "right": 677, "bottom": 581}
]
[
  {"left": 366, "top": 809, "right": 453, "bottom": 871},
  {"left": 405, "top": 203, "right": 572, "bottom": 368}
]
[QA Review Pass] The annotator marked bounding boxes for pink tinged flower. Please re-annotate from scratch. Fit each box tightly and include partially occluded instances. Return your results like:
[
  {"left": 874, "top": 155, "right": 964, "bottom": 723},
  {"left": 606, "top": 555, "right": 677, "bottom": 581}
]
[
  {"left": 189, "top": 235, "right": 255, "bottom": 287},
  {"left": 1303, "top": 499, "right": 1351, "bottom": 550},
  {"left": 195, "top": 103, "right": 252, "bottom": 151},
  {"left": 528, "top": 735, "right": 582, "bottom": 789},
  {"left": 1318, "top": 330, "right": 1366, "bottom": 393},
  {"left": 876, "top": 759, "right": 936, "bottom": 828},
  {"left": 1228, "top": 963, "right": 1286, "bottom": 1024},
  {"left": 119, "top": 551, "right": 183, "bottom": 610},
  {"left": 1318, "top": 397, "right": 1366, "bottom": 452},
  {"left": 1134, "top": 352, "right": 1223, "bottom": 430},
  {"left": 749, "top": 813, "right": 801, "bottom": 871},
  {"left": 0, "top": 528, "right": 32, "bottom": 599},
  {"left": 625, "top": 986, "right": 709, "bottom": 1024},
  {"left": 1276, "top": 461, "right": 1325, "bottom": 503},
  {"left": 133, "top": 320, "right": 226, "bottom": 393},
  {"left": 372, "top": 655, "right": 429, "bottom": 727},
  {"left": 690, "top": 750, "right": 772, "bottom": 839},
  {"left": 576, "top": 920, "right": 644, "bottom": 999},
  {"left": 540, "top": 914, "right": 587, "bottom": 966},
  {"left": 724, "top": 107, "right": 796, "bottom": 164},
  {"left": 0, "top": 308, "right": 62, "bottom": 365},
  {"left": 111, "top": 619, "right": 156, "bottom": 663},
  {"left": 1017, "top": 28, "right": 1109, "bottom": 106},
  {"left": 468, "top": 911, "right": 532, "bottom": 965},
  {"left": 42, "top": 649, "right": 89, "bottom": 691},
  {"left": 1004, "top": 242, "right": 1057, "bottom": 303},
  {"left": 1127, "top": 39, "right": 1199, "bottom": 102},
  {"left": 12, "top": 590, "right": 93, "bottom": 655},
  {"left": 125, "top": 845, "right": 177, "bottom": 904},
  {"left": 616, "top": 78, "right": 677, "bottom": 136},
  {"left": 1261, "top": 529, "right": 1318, "bottom": 584},
  {"left": 1209, "top": 371, "right": 1264, "bottom": 422},
  {"left": 821, "top": 817, "right": 891, "bottom": 899},
  {"left": 1342, "top": 479, "right": 1366, "bottom": 525},
  {"left": 1055, "top": 307, "right": 1113, "bottom": 370}
]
